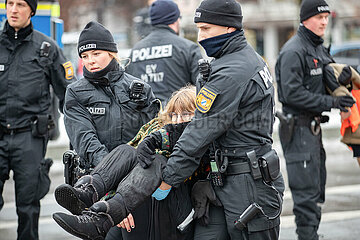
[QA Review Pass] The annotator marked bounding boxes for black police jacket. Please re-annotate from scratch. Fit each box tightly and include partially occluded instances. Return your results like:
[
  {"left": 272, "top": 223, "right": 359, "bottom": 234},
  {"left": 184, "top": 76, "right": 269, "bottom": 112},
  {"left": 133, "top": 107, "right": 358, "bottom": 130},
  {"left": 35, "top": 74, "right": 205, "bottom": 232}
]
[
  {"left": 126, "top": 25, "right": 202, "bottom": 104},
  {"left": 64, "top": 69, "right": 159, "bottom": 167},
  {"left": 275, "top": 25, "right": 334, "bottom": 116},
  {"left": 163, "top": 31, "right": 275, "bottom": 187},
  {"left": 0, "top": 22, "right": 74, "bottom": 129}
]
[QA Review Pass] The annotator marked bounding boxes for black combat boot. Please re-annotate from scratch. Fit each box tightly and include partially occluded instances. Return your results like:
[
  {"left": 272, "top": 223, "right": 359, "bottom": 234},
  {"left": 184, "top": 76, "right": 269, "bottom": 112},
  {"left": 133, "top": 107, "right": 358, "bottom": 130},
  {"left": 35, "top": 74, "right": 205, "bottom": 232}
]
[
  {"left": 55, "top": 175, "right": 103, "bottom": 215},
  {"left": 52, "top": 210, "right": 112, "bottom": 240},
  {"left": 53, "top": 199, "right": 127, "bottom": 240}
]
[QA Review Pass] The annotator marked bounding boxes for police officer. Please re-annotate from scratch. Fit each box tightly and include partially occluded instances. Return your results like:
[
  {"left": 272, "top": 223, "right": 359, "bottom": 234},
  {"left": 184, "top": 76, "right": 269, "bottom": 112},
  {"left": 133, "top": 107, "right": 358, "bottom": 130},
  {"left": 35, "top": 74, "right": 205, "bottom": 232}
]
[
  {"left": 63, "top": 21, "right": 159, "bottom": 240},
  {"left": 126, "top": 0, "right": 202, "bottom": 105},
  {"left": 275, "top": 0, "right": 355, "bottom": 239},
  {"left": 0, "top": 0, "right": 75, "bottom": 239},
  {"left": 153, "top": 0, "right": 285, "bottom": 239},
  {"left": 132, "top": 0, "right": 156, "bottom": 40}
]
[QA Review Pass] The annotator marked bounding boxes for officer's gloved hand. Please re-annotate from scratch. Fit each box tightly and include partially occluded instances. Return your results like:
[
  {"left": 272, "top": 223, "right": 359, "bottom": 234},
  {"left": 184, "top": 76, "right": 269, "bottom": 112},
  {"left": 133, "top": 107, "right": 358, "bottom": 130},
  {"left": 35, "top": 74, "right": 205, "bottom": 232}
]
[
  {"left": 338, "top": 66, "right": 352, "bottom": 86},
  {"left": 332, "top": 95, "right": 355, "bottom": 112},
  {"left": 152, "top": 186, "right": 172, "bottom": 200},
  {"left": 191, "top": 180, "right": 222, "bottom": 226},
  {"left": 164, "top": 121, "right": 189, "bottom": 151},
  {"left": 137, "top": 132, "right": 161, "bottom": 169}
]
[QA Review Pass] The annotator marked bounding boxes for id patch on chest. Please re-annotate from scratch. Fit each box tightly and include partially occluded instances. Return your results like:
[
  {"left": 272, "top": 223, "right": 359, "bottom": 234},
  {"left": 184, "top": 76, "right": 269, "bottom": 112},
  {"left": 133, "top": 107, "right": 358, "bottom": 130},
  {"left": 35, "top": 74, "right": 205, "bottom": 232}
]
[
  {"left": 0, "top": 65, "right": 4, "bottom": 72},
  {"left": 62, "top": 61, "right": 74, "bottom": 80},
  {"left": 196, "top": 87, "right": 217, "bottom": 113},
  {"left": 87, "top": 107, "right": 105, "bottom": 115}
]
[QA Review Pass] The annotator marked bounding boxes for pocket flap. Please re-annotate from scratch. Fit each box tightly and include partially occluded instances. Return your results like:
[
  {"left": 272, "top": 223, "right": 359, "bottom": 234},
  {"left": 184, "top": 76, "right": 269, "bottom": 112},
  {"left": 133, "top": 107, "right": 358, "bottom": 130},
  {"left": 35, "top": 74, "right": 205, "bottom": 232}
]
[
  {"left": 0, "top": 55, "right": 8, "bottom": 63},
  {"left": 284, "top": 152, "right": 311, "bottom": 163}
]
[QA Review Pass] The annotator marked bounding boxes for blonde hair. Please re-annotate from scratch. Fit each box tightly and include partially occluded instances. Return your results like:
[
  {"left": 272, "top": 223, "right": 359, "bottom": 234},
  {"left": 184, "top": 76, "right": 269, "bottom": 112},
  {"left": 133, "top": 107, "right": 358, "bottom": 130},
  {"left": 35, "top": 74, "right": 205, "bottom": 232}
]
[{"left": 158, "top": 85, "right": 197, "bottom": 125}]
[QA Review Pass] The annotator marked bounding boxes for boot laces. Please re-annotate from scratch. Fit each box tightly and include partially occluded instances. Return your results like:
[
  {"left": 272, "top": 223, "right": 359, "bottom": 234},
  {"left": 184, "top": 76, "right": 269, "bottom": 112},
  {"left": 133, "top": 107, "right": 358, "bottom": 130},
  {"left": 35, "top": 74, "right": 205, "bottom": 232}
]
[
  {"left": 78, "top": 182, "right": 91, "bottom": 193},
  {"left": 76, "top": 211, "right": 100, "bottom": 224}
]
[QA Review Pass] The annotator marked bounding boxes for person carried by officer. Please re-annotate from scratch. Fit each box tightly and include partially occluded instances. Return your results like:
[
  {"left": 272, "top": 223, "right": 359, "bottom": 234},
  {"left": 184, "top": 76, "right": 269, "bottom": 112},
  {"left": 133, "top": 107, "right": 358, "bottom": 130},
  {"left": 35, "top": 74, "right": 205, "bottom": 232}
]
[
  {"left": 52, "top": 86, "right": 203, "bottom": 240},
  {"left": 323, "top": 63, "right": 360, "bottom": 166}
]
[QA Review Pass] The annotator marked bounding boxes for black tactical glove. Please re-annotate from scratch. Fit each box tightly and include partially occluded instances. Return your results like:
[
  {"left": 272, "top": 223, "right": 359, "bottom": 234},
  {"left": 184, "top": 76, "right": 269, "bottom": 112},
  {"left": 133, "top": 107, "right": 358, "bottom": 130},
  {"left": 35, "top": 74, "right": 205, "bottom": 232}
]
[
  {"left": 137, "top": 132, "right": 161, "bottom": 169},
  {"left": 332, "top": 95, "right": 355, "bottom": 112},
  {"left": 191, "top": 180, "right": 222, "bottom": 226},
  {"left": 338, "top": 66, "right": 352, "bottom": 86},
  {"left": 163, "top": 121, "right": 189, "bottom": 151}
]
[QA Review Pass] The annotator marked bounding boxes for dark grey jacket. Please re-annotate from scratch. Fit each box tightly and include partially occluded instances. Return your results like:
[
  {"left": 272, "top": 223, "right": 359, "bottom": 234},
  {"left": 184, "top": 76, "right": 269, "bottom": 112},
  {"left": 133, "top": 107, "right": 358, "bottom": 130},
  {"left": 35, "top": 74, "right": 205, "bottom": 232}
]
[
  {"left": 64, "top": 70, "right": 159, "bottom": 167},
  {"left": 275, "top": 25, "right": 334, "bottom": 116},
  {"left": 163, "top": 31, "right": 275, "bottom": 187},
  {"left": 0, "top": 22, "right": 74, "bottom": 129},
  {"left": 126, "top": 25, "right": 202, "bottom": 104}
]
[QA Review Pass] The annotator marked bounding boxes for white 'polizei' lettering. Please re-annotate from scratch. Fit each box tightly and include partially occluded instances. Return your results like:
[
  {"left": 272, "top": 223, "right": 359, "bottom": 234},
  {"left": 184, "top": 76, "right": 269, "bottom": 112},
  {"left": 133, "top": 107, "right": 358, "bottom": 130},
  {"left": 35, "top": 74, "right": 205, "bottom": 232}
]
[
  {"left": 317, "top": 6, "right": 330, "bottom": 12},
  {"left": 259, "top": 66, "right": 273, "bottom": 89},
  {"left": 141, "top": 72, "right": 164, "bottom": 83},
  {"left": 132, "top": 44, "right": 173, "bottom": 62},
  {"left": 86, "top": 107, "right": 105, "bottom": 115},
  {"left": 310, "top": 68, "right": 323, "bottom": 76},
  {"left": 79, "top": 43, "right": 97, "bottom": 52}
]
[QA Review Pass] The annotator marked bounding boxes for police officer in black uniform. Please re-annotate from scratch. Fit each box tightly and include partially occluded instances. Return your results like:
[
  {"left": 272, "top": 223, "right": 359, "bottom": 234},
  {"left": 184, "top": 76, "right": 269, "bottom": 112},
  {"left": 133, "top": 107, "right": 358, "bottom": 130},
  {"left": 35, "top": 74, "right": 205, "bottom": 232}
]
[
  {"left": 275, "top": 0, "right": 355, "bottom": 239},
  {"left": 132, "top": 0, "right": 155, "bottom": 40},
  {"left": 154, "top": 0, "right": 285, "bottom": 239},
  {"left": 63, "top": 21, "right": 159, "bottom": 240},
  {"left": 0, "top": 0, "right": 75, "bottom": 239},
  {"left": 126, "top": 0, "right": 202, "bottom": 105}
]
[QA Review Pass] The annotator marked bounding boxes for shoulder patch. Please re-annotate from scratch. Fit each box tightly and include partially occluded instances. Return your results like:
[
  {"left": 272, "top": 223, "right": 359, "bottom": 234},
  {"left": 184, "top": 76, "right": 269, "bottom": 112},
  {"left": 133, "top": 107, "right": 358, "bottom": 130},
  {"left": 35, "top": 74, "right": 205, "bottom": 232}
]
[
  {"left": 196, "top": 87, "right": 217, "bottom": 113},
  {"left": 62, "top": 61, "right": 74, "bottom": 80}
]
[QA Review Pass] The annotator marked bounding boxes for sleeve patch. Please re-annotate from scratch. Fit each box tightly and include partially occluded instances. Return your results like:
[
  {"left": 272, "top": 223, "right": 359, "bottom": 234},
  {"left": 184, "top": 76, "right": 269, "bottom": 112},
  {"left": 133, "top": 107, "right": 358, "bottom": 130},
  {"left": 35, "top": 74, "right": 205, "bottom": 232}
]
[
  {"left": 196, "top": 87, "right": 217, "bottom": 113},
  {"left": 62, "top": 61, "right": 74, "bottom": 80}
]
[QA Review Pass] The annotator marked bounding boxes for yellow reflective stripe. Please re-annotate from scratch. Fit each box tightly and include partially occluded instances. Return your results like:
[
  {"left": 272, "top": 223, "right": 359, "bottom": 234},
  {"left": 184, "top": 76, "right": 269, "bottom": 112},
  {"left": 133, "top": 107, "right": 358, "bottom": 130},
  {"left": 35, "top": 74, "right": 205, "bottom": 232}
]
[
  {"left": 0, "top": 3, "right": 60, "bottom": 17},
  {"left": 50, "top": 4, "right": 60, "bottom": 17},
  {"left": 37, "top": 4, "right": 52, "bottom": 10}
]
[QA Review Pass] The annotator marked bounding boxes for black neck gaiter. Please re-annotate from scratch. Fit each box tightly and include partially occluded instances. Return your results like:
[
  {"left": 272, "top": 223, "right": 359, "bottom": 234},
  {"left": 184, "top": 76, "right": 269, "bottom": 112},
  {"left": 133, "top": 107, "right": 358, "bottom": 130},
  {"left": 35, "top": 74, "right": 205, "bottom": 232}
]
[
  {"left": 199, "top": 30, "right": 240, "bottom": 58},
  {"left": 83, "top": 58, "right": 119, "bottom": 86},
  {"left": 300, "top": 25, "right": 324, "bottom": 46}
]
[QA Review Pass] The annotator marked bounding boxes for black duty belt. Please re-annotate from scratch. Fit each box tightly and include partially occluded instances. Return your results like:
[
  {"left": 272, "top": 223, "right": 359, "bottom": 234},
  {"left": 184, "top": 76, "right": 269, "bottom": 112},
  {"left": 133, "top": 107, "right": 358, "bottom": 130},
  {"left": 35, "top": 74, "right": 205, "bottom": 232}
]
[
  {"left": 226, "top": 162, "right": 251, "bottom": 175},
  {"left": 1, "top": 126, "right": 31, "bottom": 135},
  {"left": 294, "top": 115, "right": 315, "bottom": 126},
  {"left": 294, "top": 115, "right": 329, "bottom": 127}
]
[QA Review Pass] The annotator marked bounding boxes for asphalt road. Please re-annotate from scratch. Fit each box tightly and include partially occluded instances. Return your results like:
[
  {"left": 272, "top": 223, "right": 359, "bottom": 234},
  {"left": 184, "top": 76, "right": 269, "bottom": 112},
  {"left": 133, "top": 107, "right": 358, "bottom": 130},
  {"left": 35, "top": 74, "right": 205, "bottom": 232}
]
[{"left": 1, "top": 113, "right": 360, "bottom": 240}]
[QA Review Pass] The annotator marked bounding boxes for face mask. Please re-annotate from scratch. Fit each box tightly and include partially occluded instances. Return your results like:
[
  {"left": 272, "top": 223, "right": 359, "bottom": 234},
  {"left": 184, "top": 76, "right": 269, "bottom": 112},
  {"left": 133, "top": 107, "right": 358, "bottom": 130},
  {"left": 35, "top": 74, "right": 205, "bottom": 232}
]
[{"left": 199, "top": 30, "right": 239, "bottom": 57}]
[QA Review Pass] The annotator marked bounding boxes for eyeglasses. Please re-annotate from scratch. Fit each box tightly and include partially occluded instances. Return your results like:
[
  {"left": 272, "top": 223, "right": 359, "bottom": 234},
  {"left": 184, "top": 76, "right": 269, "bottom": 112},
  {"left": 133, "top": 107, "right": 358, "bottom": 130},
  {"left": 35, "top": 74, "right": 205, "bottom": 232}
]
[{"left": 169, "top": 111, "right": 194, "bottom": 121}]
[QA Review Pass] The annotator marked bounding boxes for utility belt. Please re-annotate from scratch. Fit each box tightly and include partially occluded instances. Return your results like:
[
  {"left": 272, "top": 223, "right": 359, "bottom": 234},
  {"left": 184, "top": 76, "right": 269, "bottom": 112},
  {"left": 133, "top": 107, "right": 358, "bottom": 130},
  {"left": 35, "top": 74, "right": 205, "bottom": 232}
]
[
  {"left": 30, "top": 114, "right": 55, "bottom": 138},
  {"left": 0, "top": 125, "right": 31, "bottom": 137},
  {"left": 208, "top": 148, "right": 280, "bottom": 187},
  {"left": 276, "top": 111, "right": 329, "bottom": 144},
  {"left": 208, "top": 148, "right": 283, "bottom": 230},
  {"left": 0, "top": 114, "right": 55, "bottom": 140}
]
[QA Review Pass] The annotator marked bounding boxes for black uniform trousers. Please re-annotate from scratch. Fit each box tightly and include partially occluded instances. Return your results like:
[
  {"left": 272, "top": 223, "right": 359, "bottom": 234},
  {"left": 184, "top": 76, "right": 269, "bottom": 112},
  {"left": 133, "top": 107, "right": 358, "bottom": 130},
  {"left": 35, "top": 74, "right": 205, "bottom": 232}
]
[
  {"left": 0, "top": 130, "right": 48, "bottom": 240},
  {"left": 194, "top": 172, "right": 283, "bottom": 240},
  {"left": 280, "top": 124, "right": 326, "bottom": 240}
]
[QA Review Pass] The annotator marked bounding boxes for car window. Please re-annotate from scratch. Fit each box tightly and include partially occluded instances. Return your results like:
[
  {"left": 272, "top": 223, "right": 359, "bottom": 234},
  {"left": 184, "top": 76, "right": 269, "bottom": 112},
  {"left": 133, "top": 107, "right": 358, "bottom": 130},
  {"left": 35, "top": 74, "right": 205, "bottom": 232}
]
[{"left": 333, "top": 49, "right": 360, "bottom": 58}]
